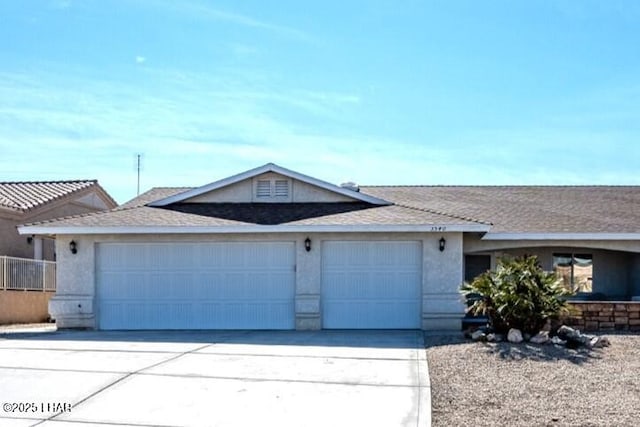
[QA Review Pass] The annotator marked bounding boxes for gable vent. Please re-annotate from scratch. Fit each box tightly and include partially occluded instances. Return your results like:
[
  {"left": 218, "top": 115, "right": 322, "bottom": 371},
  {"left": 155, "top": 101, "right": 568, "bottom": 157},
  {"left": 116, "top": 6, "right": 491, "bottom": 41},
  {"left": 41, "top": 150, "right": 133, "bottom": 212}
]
[
  {"left": 274, "top": 180, "right": 289, "bottom": 197},
  {"left": 256, "top": 180, "right": 271, "bottom": 198}
]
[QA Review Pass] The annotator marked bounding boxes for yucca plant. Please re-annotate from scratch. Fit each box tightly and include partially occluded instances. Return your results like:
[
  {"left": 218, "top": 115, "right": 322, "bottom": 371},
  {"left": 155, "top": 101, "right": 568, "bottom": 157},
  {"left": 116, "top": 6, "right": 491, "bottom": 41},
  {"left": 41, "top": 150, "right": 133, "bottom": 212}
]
[{"left": 461, "top": 255, "right": 571, "bottom": 334}]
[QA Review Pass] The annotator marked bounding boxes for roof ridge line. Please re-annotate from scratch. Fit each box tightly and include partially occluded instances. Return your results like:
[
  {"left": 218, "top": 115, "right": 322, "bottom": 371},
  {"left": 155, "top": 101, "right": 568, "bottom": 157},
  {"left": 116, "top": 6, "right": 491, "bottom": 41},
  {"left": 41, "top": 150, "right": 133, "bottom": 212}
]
[
  {"left": 394, "top": 202, "right": 492, "bottom": 226},
  {"left": 362, "top": 184, "right": 640, "bottom": 188},
  {"left": 0, "top": 179, "right": 97, "bottom": 185}
]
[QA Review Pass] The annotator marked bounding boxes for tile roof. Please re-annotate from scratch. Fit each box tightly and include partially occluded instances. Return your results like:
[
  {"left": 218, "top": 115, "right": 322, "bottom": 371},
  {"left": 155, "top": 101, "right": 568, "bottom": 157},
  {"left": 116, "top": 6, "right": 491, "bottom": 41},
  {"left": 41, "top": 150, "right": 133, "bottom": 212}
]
[
  {"left": 361, "top": 186, "right": 640, "bottom": 234},
  {"left": 0, "top": 180, "right": 104, "bottom": 213}
]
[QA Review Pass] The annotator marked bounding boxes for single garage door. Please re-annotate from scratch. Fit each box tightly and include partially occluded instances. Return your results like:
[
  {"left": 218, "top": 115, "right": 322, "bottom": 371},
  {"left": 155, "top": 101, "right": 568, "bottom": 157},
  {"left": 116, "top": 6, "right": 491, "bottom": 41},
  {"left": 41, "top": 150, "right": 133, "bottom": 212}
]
[
  {"left": 321, "top": 241, "right": 422, "bottom": 329},
  {"left": 96, "top": 242, "right": 295, "bottom": 330}
]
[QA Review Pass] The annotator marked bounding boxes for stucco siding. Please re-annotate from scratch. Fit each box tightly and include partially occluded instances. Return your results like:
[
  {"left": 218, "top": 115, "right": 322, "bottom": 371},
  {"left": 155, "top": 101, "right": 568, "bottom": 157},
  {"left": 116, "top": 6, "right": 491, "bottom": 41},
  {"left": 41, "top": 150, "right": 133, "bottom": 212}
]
[
  {"left": 51, "top": 232, "right": 465, "bottom": 330},
  {"left": 49, "top": 236, "right": 96, "bottom": 327},
  {"left": 0, "top": 217, "right": 31, "bottom": 259},
  {"left": 291, "top": 180, "right": 355, "bottom": 203},
  {"left": 422, "top": 233, "right": 465, "bottom": 329},
  {"left": 0, "top": 290, "right": 54, "bottom": 324},
  {"left": 187, "top": 180, "right": 253, "bottom": 203}
]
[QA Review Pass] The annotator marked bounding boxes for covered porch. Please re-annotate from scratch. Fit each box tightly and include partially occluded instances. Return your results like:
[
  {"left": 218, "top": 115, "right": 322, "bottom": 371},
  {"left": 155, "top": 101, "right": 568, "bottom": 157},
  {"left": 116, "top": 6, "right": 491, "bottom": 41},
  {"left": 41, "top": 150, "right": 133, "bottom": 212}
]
[{"left": 464, "top": 235, "right": 640, "bottom": 301}]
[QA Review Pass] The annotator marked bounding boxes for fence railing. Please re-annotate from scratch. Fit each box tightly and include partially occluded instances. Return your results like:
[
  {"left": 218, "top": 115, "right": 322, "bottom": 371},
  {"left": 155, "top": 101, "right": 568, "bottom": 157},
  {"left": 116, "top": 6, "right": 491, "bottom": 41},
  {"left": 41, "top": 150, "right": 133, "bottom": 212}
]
[{"left": 0, "top": 256, "right": 56, "bottom": 292}]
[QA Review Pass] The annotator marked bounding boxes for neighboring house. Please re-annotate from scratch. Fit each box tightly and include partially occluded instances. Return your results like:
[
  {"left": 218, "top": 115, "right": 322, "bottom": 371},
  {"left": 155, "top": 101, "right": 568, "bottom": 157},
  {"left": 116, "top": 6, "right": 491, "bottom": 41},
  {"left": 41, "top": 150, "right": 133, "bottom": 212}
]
[
  {"left": 18, "top": 164, "right": 640, "bottom": 330},
  {"left": 1, "top": 180, "right": 117, "bottom": 260}
]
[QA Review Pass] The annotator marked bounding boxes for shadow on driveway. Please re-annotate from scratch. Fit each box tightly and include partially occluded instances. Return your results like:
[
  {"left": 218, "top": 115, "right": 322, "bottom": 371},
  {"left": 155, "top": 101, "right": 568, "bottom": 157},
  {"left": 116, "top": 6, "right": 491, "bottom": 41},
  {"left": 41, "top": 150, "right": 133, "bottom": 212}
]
[{"left": 1, "top": 329, "right": 424, "bottom": 349}]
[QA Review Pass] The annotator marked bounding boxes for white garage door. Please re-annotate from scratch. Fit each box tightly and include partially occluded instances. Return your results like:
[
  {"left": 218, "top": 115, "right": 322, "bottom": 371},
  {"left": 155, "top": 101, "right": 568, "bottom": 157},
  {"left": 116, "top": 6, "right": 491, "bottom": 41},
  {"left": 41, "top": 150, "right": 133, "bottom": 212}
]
[
  {"left": 96, "top": 242, "right": 295, "bottom": 330},
  {"left": 321, "top": 241, "right": 422, "bottom": 329}
]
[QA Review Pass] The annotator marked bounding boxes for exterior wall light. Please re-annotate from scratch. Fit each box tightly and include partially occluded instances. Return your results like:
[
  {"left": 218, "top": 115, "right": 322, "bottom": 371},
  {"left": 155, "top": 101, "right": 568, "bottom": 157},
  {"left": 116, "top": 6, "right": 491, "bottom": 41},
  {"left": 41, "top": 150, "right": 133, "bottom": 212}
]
[
  {"left": 69, "top": 240, "right": 78, "bottom": 254},
  {"left": 439, "top": 237, "right": 446, "bottom": 252},
  {"left": 304, "top": 237, "right": 312, "bottom": 252}
]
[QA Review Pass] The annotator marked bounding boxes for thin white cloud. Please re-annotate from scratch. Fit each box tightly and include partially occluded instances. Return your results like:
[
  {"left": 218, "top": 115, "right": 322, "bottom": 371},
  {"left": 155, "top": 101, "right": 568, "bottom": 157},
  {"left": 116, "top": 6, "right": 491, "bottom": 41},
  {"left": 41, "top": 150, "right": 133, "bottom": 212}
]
[
  {"left": 135, "top": 56, "right": 146, "bottom": 64},
  {"left": 2, "top": 65, "right": 639, "bottom": 205},
  {"left": 136, "top": 0, "right": 315, "bottom": 44}
]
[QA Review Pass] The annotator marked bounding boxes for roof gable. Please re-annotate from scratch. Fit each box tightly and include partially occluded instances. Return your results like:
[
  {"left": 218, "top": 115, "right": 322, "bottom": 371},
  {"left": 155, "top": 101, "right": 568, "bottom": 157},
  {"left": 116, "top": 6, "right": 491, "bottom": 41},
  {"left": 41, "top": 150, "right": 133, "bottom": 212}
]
[{"left": 148, "top": 163, "right": 390, "bottom": 206}]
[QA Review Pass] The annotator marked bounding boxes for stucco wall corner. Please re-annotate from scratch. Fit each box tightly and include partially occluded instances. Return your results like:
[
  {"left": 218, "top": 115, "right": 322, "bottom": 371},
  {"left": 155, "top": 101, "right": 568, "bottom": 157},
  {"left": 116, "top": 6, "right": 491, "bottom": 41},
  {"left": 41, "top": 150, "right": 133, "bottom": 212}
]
[{"left": 49, "top": 295, "right": 95, "bottom": 328}]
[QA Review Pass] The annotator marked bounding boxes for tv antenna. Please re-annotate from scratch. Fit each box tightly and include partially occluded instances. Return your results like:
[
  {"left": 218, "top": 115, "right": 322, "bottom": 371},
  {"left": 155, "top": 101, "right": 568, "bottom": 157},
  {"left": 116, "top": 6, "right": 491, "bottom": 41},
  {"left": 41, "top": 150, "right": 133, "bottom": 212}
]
[{"left": 135, "top": 153, "right": 143, "bottom": 196}]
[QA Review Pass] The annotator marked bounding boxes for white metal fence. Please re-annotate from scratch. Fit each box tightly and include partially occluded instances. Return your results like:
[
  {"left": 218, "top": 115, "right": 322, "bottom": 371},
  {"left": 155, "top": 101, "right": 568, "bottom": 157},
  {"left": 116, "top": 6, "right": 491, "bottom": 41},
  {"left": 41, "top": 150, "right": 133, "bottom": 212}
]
[{"left": 0, "top": 256, "right": 56, "bottom": 292}]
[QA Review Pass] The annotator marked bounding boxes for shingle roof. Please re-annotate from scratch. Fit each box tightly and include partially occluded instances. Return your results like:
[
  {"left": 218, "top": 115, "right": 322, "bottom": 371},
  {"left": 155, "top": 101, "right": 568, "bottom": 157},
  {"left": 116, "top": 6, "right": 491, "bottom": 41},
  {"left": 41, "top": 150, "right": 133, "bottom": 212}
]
[
  {"left": 361, "top": 186, "right": 640, "bottom": 234},
  {"left": 24, "top": 202, "right": 481, "bottom": 228},
  {"left": 0, "top": 180, "right": 107, "bottom": 213},
  {"left": 119, "top": 187, "right": 191, "bottom": 208},
  {"left": 19, "top": 184, "right": 640, "bottom": 235}
]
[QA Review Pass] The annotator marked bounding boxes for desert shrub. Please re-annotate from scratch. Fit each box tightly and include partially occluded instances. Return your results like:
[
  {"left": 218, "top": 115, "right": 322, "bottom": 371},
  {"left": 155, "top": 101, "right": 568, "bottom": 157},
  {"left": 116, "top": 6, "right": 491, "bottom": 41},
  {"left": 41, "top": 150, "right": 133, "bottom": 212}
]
[{"left": 461, "top": 255, "right": 571, "bottom": 334}]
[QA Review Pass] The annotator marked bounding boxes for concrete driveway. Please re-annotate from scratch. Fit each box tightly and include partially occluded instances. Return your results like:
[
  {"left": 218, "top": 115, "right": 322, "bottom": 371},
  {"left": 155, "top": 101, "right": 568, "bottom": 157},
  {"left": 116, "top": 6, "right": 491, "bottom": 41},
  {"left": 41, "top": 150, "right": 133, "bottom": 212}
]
[{"left": 0, "top": 330, "right": 430, "bottom": 427}]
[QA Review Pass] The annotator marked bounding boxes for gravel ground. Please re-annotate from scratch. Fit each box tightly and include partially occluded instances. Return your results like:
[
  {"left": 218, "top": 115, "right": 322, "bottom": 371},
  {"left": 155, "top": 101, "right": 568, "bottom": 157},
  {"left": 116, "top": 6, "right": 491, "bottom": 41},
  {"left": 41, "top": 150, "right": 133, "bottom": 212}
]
[{"left": 424, "top": 332, "right": 640, "bottom": 427}]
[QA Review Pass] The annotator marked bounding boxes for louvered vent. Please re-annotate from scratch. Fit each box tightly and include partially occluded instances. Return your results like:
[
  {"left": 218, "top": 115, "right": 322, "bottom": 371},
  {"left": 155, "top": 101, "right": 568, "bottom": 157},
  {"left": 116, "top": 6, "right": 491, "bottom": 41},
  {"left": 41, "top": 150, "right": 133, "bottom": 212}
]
[
  {"left": 274, "top": 180, "right": 289, "bottom": 197},
  {"left": 256, "top": 180, "right": 271, "bottom": 198}
]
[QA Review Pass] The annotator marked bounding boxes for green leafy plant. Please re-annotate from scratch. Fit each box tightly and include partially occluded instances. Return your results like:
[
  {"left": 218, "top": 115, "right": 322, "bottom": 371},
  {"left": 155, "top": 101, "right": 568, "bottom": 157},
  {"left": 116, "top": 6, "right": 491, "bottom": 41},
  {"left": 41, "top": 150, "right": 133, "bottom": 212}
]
[{"left": 461, "top": 255, "right": 571, "bottom": 334}]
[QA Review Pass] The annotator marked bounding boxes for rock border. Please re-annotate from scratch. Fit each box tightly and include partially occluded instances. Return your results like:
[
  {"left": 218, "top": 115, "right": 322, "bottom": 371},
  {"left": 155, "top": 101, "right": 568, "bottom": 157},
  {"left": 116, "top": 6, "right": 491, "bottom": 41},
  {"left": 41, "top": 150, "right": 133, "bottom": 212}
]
[{"left": 465, "top": 325, "right": 611, "bottom": 349}]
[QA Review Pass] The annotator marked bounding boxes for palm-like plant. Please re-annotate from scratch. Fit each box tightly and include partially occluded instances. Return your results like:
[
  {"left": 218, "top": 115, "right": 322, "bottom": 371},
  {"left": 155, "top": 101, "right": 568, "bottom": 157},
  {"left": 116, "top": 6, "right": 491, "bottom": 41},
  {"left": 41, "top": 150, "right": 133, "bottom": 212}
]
[{"left": 461, "top": 255, "right": 571, "bottom": 334}]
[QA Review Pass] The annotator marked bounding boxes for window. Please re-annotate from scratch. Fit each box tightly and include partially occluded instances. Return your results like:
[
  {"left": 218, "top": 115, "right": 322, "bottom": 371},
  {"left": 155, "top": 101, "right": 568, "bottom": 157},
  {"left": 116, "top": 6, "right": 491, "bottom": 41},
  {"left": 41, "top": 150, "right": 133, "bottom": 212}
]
[
  {"left": 553, "top": 253, "right": 593, "bottom": 293},
  {"left": 255, "top": 179, "right": 290, "bottom": 199}
]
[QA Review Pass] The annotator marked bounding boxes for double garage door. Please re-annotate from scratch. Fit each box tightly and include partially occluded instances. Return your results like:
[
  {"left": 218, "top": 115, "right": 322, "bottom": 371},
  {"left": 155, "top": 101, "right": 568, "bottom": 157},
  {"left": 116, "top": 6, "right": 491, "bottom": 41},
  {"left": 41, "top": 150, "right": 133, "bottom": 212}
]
[
  {"left": 97, "top": 242, "right": 296, "bottom": 330},
  {"left": 96, "top": 241, "right": 421, "bottom": 330}
]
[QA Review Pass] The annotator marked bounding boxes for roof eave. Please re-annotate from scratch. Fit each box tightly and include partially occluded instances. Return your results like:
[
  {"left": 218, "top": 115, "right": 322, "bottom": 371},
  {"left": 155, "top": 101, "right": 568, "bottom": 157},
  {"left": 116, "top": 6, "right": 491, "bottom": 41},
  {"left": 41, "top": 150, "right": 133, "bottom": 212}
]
[
  {"left": 18, "top": 223, "right": 491, "bottom": 235},
  {"left": 482, "top": 232, "right": 640, "bottom": 241}
]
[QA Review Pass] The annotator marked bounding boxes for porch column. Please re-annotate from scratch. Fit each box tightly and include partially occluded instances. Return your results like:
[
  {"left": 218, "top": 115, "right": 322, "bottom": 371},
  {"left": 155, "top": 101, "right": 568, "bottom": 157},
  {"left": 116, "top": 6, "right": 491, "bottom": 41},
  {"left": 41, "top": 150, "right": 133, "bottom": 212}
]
[{"left": 34, "top": 237, "right": 43, "bottom": 260}]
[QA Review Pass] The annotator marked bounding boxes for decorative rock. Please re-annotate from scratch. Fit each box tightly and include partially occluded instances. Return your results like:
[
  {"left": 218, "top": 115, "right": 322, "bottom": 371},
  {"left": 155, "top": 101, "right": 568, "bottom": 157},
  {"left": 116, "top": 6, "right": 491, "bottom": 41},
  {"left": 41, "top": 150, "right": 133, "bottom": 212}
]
[
  {"left": 557, "top": 325, "right": 591, "bottom": 347},
  {"left": 507, "top": 328, "right": 523, "bottom": 343},
  {"left": 471, "top": 330, "right": 487, "bottom": 341},
  {"left": 551, "top": 336, "right": 566, "bottom": 345},
  {"left": 486, "top": 333, "right": 504, "bottom": 343},
  {"left": 557, "top": 325, "right": 581, "bottom": 340},
  {"left": 530, "top": 331, "right": 550, "bottom": 344},
  {"left": 588, "top": 336, "right": 611, "bottom": 348}
]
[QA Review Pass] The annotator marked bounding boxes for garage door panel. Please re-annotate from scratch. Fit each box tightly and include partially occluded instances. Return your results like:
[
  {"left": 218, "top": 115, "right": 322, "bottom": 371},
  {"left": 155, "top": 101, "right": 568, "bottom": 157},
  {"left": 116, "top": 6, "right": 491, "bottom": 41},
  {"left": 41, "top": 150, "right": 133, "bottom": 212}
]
[
  {"left": 324, "top": 300, "right": 420, "bottom": 329},
  {"left": 97, "top": 242, "right": 295, "bottom": 330},
  {"left": 98, "top": 244, "right": 149, "bottom": 270},
  {"left": 149, "top": 245, "right": 194, "bottom": 270},
  {"left": 322, "top": 241, "right": 422, "bottom": 329}
]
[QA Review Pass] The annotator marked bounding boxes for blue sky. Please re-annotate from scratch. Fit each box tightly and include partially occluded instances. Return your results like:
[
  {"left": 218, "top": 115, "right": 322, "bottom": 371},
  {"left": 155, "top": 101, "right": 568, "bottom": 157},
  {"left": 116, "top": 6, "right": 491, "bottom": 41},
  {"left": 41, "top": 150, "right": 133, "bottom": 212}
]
[{"left": 1, "top": 0, "right": 639, "bottom": 203}]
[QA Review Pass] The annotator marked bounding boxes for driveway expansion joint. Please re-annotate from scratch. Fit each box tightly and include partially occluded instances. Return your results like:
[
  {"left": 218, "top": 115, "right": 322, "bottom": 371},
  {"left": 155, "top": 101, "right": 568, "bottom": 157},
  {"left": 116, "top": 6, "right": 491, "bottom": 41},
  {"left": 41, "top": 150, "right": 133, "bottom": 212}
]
[
  {"left": 29, "top": 343, "right": 215, "bottom": 427},
  {"left": 2, "top": 331, "right": 428, "bottom": 427}
]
